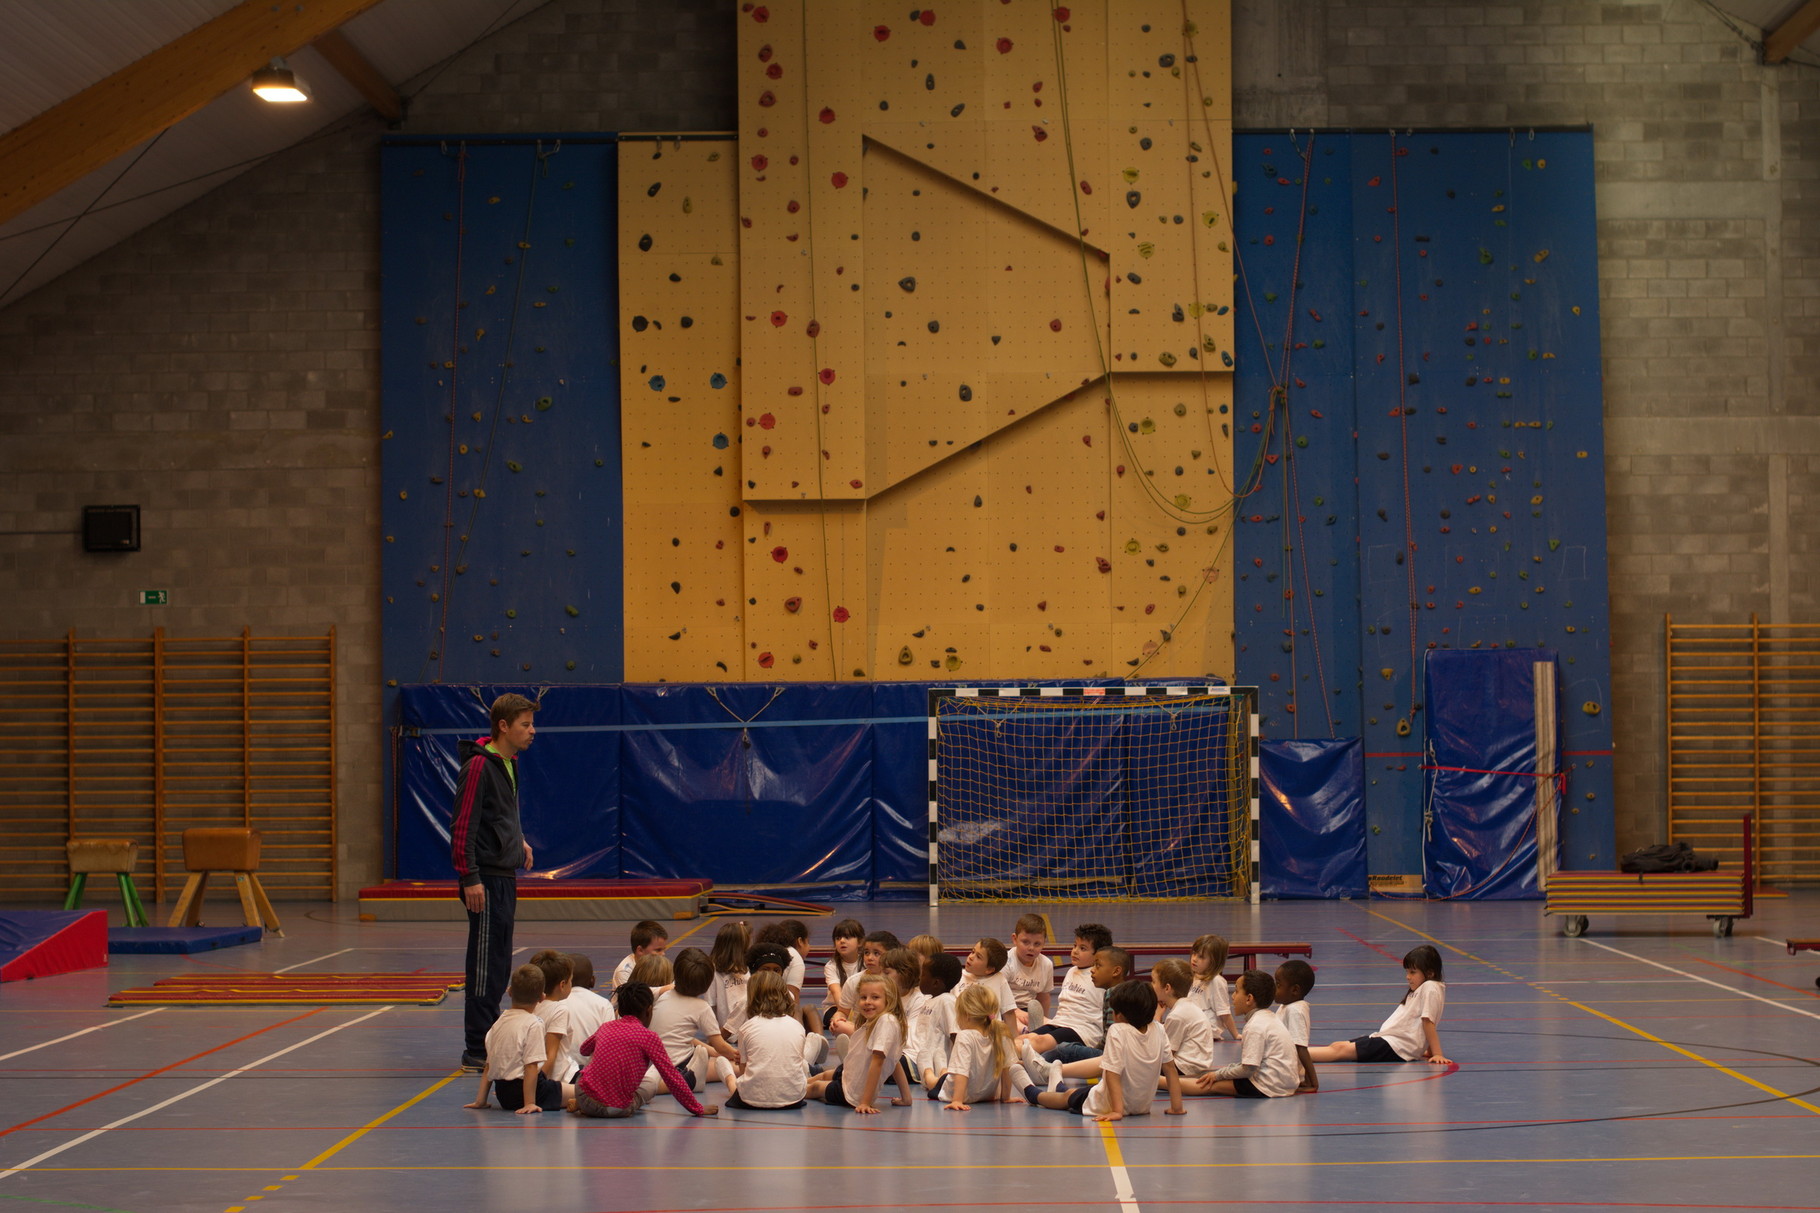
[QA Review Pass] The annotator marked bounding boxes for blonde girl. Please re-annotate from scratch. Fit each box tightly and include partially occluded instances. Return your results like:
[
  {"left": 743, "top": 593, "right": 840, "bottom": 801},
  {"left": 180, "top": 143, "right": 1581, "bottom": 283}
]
[
  {"left": 725, "top": 970, "right": 821, "bottom": 1110},
  {"left": 707, "top": 921, "right": 752, "bottom": 1041},
  {"left": 807, "top": 972, "right": 912, "bottom": 1113},
  {"left": 1188, "top": 934, "right": 1238, "bottom": 1040},
  {"left": 927, "top": 983, "right": 1031, "bottom": 1110},
  {"left": 629, "top": 952, "right": 673, "bottom": 996}
]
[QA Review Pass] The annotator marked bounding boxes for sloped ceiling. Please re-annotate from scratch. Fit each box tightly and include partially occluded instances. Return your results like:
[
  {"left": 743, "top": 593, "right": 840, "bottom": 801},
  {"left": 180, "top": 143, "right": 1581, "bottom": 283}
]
[{"left": 0, "top": 0, "right": 548, "bottom": 310}]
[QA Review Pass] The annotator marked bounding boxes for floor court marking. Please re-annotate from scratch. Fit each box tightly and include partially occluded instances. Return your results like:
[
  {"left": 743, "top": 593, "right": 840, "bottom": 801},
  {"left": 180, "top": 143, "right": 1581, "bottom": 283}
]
[
  {"left": 1576, "top": 939, "right": 1820, "bottom": 1023},
  {"left": 273, "top": 949, "right": 352, "bottom": 974},
  {"left": 0, "top": 1010, "right": 164, "bottom": 1064},
  {"left": 299, "top": 1069, "right": 467, "bottom": 1171},
  {"left": 1095, "top": 1121, "right": 1140, "bottom": 1213},
  {"left": 0, "top": 1007, "right": 393, "bottom": 1183},
  {"left": 1362, "top": 910, "right": 1820, "bottom": 1117}
]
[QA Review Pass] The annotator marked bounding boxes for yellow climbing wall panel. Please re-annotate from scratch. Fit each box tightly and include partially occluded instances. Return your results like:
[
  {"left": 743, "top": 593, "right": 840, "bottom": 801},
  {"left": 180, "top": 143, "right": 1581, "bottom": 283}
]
[
  {"left": 619, "top": 136, "right": 746, "bottom": 680},
  {"left": 618, "top": 0, "right": 1233, "bottom": 682}
]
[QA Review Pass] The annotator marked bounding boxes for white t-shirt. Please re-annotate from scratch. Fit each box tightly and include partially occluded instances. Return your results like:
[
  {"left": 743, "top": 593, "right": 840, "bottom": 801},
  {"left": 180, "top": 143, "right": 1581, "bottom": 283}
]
[
  {"left": 1373, "top": 981, "right": 1444, "bottom": 1060},
  {"left": 957, "top": 969, "right": 1016, "bottom": 1016},
  {"left": 821, "top": 958, "right": 854, "bottom": 1006},
  {"left": 841, "top": 1014, "right": 905, "bottom": 1106},
  {"left": 566, "top": 985, "right": 615, "bottom": 1042},
  {"left": 839, "top": 968, "right": 888, "bottom": 1014},
  {"left": 649, "top": 990, "right": 721, "bottom": 1068},
  {"left": 482, "top": 1007, "right": 546, "bottom": 1082},
  {"left": 1278, "top": 999, "right": 1311, "bottom": 1048},
  {"left": 784, "top": 947, "right": 807, "bottom": 995},
  {"left": 1189, "top": 974, "right": 1233, "bottom": 1038},
  {"left": 943, "top": 1026, "right": 1009, "bottom": 1101},
  {"left": 734, "top": 1014, "right": 809, "bottom": 1107},
  {"left": 710, "top": 970, "right": 751, "bottom": 1040},
  {"left": 911, "top": 990, "right": 956, "bottom": 1072},
  {"left": 1051, "top": 966, "right": 1106, "bottom": 1046},
  {"left": 1004, "top": 951, "right": 1055, "bottom": 1010},
  {"left": 533, "top": 998, "right": 577, "bottom": 1081},
  {"left": 1082, "top": 1021, "right": 1170, "bottom": 1118},
  {"left": 1160, "top": 999, "right": 1216, "bottom": 1077},
  {"left": 1236, "top": 1007, "right": 1300, "bottom": 1097}
]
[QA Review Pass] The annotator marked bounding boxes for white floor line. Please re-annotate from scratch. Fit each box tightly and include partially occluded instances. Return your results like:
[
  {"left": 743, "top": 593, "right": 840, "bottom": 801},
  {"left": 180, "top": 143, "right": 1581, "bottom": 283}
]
[
  {"left": 274, "top": 948, "right": 353, "bottom": 974},
  {"left": 0, "top": 1006, "right": 393, "bottom": 1182},
  {"left": 0, "top": 1010, "right": 165, "bottom": 1063},
  {"left": 1109, "top": 1160, "right": 1140, "bottom": 1213},
  {"left": 1573, "top": 939, "right": 1820, "bottom": 1022}
]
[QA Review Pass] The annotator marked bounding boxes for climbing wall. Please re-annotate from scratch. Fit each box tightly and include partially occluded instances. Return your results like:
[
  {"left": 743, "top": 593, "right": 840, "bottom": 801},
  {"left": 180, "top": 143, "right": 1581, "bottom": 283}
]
[
  {"left": 618, "top": 135, "right": 745, "bottom": 681},
  {"left": 1232, "top": 131, "right": 1616, "bottom": 873},
  {"left": 381, "top": 138, "right": 623, "bottom": 688},
  {"left": 618, "top": 0, "right": 1236, "bottom": 681}
]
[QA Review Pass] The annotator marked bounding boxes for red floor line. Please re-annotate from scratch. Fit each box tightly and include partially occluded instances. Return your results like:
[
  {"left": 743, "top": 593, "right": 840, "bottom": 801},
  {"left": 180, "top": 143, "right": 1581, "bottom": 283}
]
[
  {"left": 0, "top": 1007, "right": 326, "bottom": 1139},
  {"left": 1680, "top": 954, "right": 1820, "bottom": 999},
  {"left": 1334, "top": 927, "right": 1403, "bottom": 962}
]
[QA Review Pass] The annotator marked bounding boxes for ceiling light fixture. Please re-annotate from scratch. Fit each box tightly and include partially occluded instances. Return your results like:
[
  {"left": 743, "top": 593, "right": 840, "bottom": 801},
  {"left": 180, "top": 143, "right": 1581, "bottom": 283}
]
[{"left": 250, "top": 59, "right": 310, "bottom": 103}]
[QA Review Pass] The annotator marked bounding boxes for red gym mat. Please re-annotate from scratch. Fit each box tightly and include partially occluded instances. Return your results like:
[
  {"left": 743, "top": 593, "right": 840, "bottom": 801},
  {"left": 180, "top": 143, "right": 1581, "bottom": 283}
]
[{"left": 106, "top": 972, "right": 464, "bottom": 1007}]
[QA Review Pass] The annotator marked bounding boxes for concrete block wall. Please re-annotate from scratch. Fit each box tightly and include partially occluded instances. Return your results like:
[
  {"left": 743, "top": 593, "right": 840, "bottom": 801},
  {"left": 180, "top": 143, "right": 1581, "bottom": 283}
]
[
  {"left": 0, "top": 0, "right": 735, "bottom": 899},
  {"left": 1235, "top": 0, "right": 1820, "bottom": 857},
  {"left": 0, "top": 0, "right": 1812, "bottom": 891}
]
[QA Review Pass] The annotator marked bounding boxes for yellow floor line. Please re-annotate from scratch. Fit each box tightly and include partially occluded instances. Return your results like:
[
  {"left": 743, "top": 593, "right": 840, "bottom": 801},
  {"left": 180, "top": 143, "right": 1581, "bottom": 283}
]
[
  {"left": 1363, "top": 909, "right": 1820, "bottom": 1116},
  {"left": 299, "top": 1070, "right": 467, "bottom": 1170}
]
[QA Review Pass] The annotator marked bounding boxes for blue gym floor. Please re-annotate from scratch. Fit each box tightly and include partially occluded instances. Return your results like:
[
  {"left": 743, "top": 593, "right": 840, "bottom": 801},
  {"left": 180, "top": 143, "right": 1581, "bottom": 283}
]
[{"left": 1, "top": 893, "right": 1816, "bottom": 1213}]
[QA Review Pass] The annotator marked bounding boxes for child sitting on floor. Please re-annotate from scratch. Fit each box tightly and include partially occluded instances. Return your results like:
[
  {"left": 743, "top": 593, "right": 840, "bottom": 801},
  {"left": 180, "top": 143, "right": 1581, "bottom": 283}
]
[
  {"left": 568, "top": 982, "right": 717, "bottom": 1119},
  {"left": 1025, "top": 980, "right": 1184, "bottom": 1122},
  {"left": 1195, "top": 971, "right": 1300, "bottom": 1098},
  {"left": 464, "top": 964, "right": 574, "bottom": 1115}
]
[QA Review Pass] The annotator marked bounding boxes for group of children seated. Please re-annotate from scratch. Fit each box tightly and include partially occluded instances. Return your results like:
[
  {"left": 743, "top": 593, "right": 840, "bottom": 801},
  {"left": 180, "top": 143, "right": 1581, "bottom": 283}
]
[{"left": 465, "top": 914, "right": 1450, "bottom": 1123}]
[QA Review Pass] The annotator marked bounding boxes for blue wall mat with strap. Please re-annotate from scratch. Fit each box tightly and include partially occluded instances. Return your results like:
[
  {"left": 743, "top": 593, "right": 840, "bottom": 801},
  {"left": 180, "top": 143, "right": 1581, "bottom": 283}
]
[{"left": 1422, "top": 649, "right": 1558, "bottom": 899}]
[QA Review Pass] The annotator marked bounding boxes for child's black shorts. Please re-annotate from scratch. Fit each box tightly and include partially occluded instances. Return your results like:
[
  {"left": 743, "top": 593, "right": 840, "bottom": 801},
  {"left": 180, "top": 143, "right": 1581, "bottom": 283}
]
[
  {"left": 493, "top": 1074, "right": 565, "bottom": 1112},
  {"left": 1044, "top": 1025, "right": 1084, "bottom": 1046},
  {"left": 822, "top": 1064, "right": 850, "bottom": 1106},
  {"left": 726, "top": 1091, "right": 806, "bottom": 1111},
  {"left": 822, "top": 1005, "right": 842, "bottom": 1030},
  {"left": 1229, "top": 1076, "right": 1267, "bottom": 1099},
  {"left": 1349, "top": 1034, "right": 1405, "bottom": 1063},
  {"left": 1065, "top": 1086, "right": 1093, "bottom": 1114}
]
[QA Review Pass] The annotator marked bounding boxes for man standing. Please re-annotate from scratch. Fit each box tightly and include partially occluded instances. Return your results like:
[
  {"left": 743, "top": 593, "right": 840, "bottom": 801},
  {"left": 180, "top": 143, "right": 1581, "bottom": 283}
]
[{"left": 452, "top": 692, "right": 537, "bottom": 1070}]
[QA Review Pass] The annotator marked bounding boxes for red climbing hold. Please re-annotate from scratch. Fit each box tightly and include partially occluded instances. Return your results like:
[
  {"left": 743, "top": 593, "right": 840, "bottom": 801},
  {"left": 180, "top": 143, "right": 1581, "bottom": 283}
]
[
  {"left": 759, "top": 413, "right": 776, "bottom": 429},
  {"left": 769, "top": 310, "right": 787, "bottom": 326},
  {"left": 832, "top": 606, "right": 851, "bottom": 622},
  {"left": 766, "top": 63, "right": 782, "bottom": 79},
  {"left": 785, "top": 596, "right": 802, "bottom": 612},
  {"left": 1082, "top": 434, "right": 1092, "bottom": 446},
  {"left": 819, "top": 367, "right": 836, "bottom": 384},
  {"left": 919, "top": 9, "right": 936, "bottom": 25},
  {"left": 1080, "top": 180, "right": 1093, "bottom": 195},
  {"left": 752, "top": 154, "right": 769, "bottom": 171},
  {"left": 831, "top": 171, "right": 849, "bottom": 188},
  {"left": 1032, "top": 126, "right": 1048, "bottom": 142},
  {"left": 751, "top": 5, "right": 769, "bottom": 20},
  {"left": 996, "top": 36, "right": 1013, "bottom": 53},
  {"left": 818, "top": 107, "right": 836, "bottom": 123},
  {"left": 771, "top": 546, "right": 788, "bottom": 562},
  {"left": 874, "top": 24, "right": 890, "bottom": 40},
  {"left": 1095, "top": 557, "right": 1112, "bottom": 573},
  {"left": 849, "top": 479, "right": 863, "bottom": 489},
  {"left": 1053, "top": 6, "right": 1070, "bottom": 19},
  {"left": 806, "top": 319, "right": 821, "bottom": 337},
  {"left": 1049, "top": 318, "right": 1062, "bottom": 331},
  {"left": 759, "top": 91, "right": 776, "bottom": 107},
  {"left": 758, "top": 652, "right": 775, "bottom": 668}
]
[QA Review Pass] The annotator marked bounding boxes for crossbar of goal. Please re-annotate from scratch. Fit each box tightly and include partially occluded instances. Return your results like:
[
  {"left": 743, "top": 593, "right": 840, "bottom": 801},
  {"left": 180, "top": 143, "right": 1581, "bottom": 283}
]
[{"left": 926, "top": 684, "right": 1259, "bottom": 907}]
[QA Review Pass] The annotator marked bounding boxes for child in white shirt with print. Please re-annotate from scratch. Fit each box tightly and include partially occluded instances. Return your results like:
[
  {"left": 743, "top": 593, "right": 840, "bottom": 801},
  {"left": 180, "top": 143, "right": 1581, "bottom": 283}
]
[
  {"left": 1196, "top": 971, "right": 1301, "bottom": 1098},
  {"left": 1025, "top": 980, "right": 1184, "bottom": 1122},
  {"left": 1308, "top": 945, "right": 1449, "bottom": 1066}
]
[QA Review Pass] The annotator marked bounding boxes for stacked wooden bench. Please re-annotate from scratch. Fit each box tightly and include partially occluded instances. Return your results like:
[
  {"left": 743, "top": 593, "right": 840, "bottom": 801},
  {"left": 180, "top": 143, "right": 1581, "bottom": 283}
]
[{"left": 1543, "top": 816, "right": 1754, "bottom": 939}]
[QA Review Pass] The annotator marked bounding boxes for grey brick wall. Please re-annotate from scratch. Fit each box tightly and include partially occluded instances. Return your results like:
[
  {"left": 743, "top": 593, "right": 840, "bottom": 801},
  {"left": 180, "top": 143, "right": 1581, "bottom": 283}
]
[
  {"left": 0, "top": 0, "right": 1812, "bottom": 893},
  {"left": 0, "top": 0, "right": 734, "bottom": 899}
]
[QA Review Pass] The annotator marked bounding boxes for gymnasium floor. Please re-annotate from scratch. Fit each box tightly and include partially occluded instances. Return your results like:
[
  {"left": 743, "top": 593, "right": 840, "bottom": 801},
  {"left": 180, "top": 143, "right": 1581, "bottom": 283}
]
[{"left": 2, "top": 894, "right": 1816, "bottom": 1213}]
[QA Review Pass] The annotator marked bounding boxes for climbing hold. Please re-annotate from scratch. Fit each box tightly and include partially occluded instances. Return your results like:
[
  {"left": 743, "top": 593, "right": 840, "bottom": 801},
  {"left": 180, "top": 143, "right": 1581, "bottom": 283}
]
[
  {"left": 899, "top": 276, "right": 917, "bottom": 292},
  {"left": 565, "top": 605, "right": 580, "bottom": 617}
]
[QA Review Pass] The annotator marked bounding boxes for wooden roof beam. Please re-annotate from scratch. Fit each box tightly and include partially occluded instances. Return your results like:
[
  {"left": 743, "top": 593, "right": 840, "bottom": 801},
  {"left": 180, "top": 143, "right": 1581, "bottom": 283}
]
[
  {"left": 0, "top": 0, "right": 387, "bottom": 228},
  {"left": 312, "top": 29, "right": 402, "bottom": 122},
  {"left": 1764, "top": 0, "right": 1820, "bottom": 63}
]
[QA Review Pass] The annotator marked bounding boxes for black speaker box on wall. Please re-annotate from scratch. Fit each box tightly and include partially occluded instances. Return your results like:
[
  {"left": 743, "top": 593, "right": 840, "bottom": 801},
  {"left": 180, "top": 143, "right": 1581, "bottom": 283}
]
[{"left": 83, "top": 505, "right": 140, "bottom": 553}]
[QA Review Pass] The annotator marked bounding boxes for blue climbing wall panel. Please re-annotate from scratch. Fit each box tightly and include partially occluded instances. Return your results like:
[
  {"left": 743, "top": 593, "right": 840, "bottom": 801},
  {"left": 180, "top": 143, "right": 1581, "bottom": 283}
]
[
  {"left": 1235, "top": 130, "right": 1615, "bottom": 876},
  {"left": 380, "top": 136, "right": 623, "bottom": 688}
]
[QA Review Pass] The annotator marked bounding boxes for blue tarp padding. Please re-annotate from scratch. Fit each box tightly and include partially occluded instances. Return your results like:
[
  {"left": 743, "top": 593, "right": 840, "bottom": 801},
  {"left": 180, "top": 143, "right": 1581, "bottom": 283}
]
[
  {"left": 1260, "top": 739, "right": 1368, "bottom": 899},
  {"left": 392, "top": 680, "right": 1223, "bottom": 899},
  {"left": 618, "top": 685, "right": 875, "bottom": 899},
  {"left": 0, "top": 911, "right": 85, "bottom": 959},
  {"left": 395, "top": 684, "right": 623, "bottom": 881},
  {"left": 1422, "top": 649, "right": 1557, "bottom": 899}
]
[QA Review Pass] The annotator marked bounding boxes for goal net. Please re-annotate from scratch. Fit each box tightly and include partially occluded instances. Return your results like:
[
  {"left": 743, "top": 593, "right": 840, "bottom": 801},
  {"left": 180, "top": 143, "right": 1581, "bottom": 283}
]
[{"left": 928, "top": 685, "right": 1258, "bottom": 905}]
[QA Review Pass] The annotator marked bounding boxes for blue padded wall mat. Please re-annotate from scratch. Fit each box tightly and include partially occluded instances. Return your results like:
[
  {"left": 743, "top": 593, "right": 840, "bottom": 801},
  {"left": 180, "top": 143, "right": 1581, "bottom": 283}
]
[
  {"left": 1234, "top": 130, "right": 1615, "bottom": 877},
  {"left": 1260, "top": 739, "right": 1368, "bottom": 899}
]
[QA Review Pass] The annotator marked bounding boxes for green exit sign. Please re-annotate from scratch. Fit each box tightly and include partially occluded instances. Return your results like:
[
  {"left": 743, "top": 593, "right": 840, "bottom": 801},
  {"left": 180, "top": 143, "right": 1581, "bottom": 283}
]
[{"left": 139, "top": 590, "right": 168, "bottom": 606}]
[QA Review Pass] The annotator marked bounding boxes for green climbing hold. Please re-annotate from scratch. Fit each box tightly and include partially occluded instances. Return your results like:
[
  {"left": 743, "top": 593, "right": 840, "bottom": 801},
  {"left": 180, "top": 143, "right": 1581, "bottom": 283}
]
[{"left": 565, "top": 605, "right": 580, "bottom": 617}]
